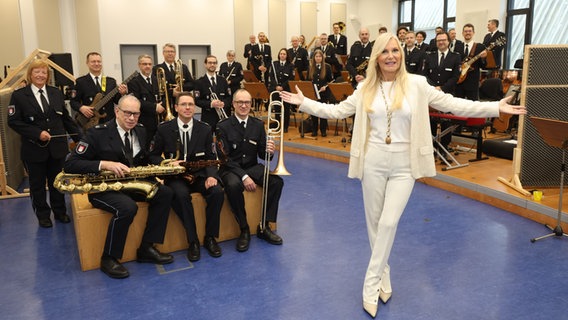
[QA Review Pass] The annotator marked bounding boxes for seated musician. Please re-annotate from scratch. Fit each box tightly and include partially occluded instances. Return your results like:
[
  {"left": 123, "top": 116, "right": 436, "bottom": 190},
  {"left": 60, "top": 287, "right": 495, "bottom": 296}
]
[
  {"left": 148, "top": 92, "right": 224, "bottom": 262},
  {"left": 65, "top": 95, "right": 174, "bottom": 279},
  {"left": 70, "top": 52, "right": 128, "bottom": 127},
  {"left": 215, "top": 89, "right": 284, "bottom": 252}
]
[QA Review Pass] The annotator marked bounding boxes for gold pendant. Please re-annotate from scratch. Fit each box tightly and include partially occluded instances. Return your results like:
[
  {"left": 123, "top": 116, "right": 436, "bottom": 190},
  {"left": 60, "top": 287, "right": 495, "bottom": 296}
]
[{"left": 385, "top": 137, "right": 391, "bottom": 144}]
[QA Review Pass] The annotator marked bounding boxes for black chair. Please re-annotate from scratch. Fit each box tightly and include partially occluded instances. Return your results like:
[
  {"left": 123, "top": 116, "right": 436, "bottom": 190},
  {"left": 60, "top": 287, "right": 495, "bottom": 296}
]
[{"left": 479, "top": 78, "right": 504, "bottom": 101}]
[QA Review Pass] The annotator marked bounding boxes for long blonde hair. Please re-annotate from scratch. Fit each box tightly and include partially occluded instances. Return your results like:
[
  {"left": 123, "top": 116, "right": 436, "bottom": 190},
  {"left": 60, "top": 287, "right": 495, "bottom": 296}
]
[{"left": 360, "top": 33, "right": 408, "bottom": 113}]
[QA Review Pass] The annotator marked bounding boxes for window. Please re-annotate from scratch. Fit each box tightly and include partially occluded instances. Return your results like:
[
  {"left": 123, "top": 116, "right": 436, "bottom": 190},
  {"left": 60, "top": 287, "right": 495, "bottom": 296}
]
[
  {"left": 398, "top": 0, "right": 456, "bottom": 45},
  {"left": 506, "top": 0, "right": 568, "bottom": 68}
]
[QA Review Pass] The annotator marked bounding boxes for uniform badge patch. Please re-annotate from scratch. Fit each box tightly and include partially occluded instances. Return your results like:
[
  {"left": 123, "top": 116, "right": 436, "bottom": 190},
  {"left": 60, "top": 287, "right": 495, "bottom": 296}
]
[
  {"left": 76, "top": 141, "right": 89, "bottom": 154},
  {"left": 7, "top": 105, "right": 15, "bottom": 116},
  {"left": 193, "top": 90, "right": 200, "bottom": 98}
]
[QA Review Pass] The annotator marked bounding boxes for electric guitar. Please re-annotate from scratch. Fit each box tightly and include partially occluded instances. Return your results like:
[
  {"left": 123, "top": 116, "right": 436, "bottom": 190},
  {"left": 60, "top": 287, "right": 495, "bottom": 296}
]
[
  {"left": 457, "top": 36, "right": 506, "bottom": 84},
  {"left": 75, "top": 71, "right": 138, "bottom": 130}
]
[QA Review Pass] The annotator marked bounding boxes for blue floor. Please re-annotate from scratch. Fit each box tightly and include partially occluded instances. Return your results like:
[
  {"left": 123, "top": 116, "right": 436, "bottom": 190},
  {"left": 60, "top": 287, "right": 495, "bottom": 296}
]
[{"left": 1, "top": 152, "right": 567, "bottom": 319}]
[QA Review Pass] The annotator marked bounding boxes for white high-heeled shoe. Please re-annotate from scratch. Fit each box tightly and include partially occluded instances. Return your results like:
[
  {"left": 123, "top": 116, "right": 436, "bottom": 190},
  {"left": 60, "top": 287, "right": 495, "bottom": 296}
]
[
  {"left": 363, "top": 301, "right": 378, "bottom": 318},
  {"left": 379, "top": 289, "right": 392, "bottom": 304}
]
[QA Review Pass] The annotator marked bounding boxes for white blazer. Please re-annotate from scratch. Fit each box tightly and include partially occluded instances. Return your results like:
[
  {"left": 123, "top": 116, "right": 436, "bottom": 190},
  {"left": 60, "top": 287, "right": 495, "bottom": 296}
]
[{"left": 299, "top": 74, "right": 500, "bottom": 180}]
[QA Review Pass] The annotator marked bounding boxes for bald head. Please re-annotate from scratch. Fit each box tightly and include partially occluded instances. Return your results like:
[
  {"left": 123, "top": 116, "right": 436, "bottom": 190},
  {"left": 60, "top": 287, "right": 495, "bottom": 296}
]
[{"left": 359, "top": 27, "right": 370, "bottom": 44}]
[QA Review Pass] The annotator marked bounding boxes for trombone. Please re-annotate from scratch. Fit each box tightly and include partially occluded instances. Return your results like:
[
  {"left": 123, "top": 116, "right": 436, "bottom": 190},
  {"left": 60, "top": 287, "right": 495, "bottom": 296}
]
[
  {"left": 259, "top": 91, "right": 291, "bottom": 232},
  {"left": 209, "top": 87, "right": 228, "bottom": 120},
  {"left": 155, "top": 67, "right": 174, "bottom": 122}
]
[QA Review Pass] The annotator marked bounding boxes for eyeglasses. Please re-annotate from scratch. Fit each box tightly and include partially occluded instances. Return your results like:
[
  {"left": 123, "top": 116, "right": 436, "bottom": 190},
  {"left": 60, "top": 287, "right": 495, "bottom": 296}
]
[
  {"left": 234, "top": 100, "right": 252, "bottom": 107},
  {"left": 118, "top": 107, "right": 141, "bottom": 118}
]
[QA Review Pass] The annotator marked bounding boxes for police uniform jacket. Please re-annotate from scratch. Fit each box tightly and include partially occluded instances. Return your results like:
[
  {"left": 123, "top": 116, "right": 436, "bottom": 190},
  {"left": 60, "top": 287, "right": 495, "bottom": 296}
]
[
  {"left": 195, "top": 74, "right": 231, "bottom": 128},
  {"left": 244, "top": 42, "right": 256, "bottom": 70},
  {"left": 148, "top": 118, "right": 219, "bottom": 180},
  {"left": 64, "top": 120, "right": 148, "bottom": 174},
  {"left": 70, "top": 74, "right": 120, "bottom": 123},
  {"left": 422, "top": 50, "right": 461, "bottom": 94},
  {"left": 8, "top": 85, "right": 81, "bottom": 162},
  {"left": 219, "top": 61, "right": 244, "bottom": 95},
  {"left": 216, "top": 116, "right": 271, "bottom": 178},
  {"left": 307, "top": 63, "right": 334, "bottom": 102},
  {"left": 153, "top": 62, "right": 194, "bottom": 109},
  {"left": 328, "top": 34, "right": 348, "bottom": 55},
  {"left": 128, "top": 73, "right": 161, "bottom": 140},
  {"left": 268, "top": 60, "right": 294, "bottom": 92},
  {"left": 287, "top": 46, "right": 309, "bottom": 80},
  {"left": 405, "top": 47, "right": 425, "bottom": 74},
  {"left": 483, "top": 30, "right": 506, "bottom": 68},
  {"left": 346, "top": 41, "right": 373, "bottom": 82},
  {"left": 250, "top": 43, "right": 272, "bottom": 82}
]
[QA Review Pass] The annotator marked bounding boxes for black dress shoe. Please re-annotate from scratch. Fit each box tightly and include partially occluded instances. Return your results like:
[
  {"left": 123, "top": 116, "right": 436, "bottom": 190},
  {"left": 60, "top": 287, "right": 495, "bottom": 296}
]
[
  {"left": 136, "top": 245, "right": 174, "bottom": 264},
  {"left": 321, "top": 132, "right": 327, "bottom": 137},
  {"left": 204, "top": 236, "right": 222, "bottom": 258},
  {"left": 187, "top": 241, "right": 200, "bottom": 262},
  {"left": 38, "top": 217, "right": 53, "bottom": 228},
  {"left": 311, "top": 132, "right": 318, "bottom": 137},
  {"left": 100, "top": 255, "right": 129, "bottom": 279},
  {"left": 54, "top": 213, "right": 71, "bottom": 223},
  {"left": 236, "top": 228, "right": 251, "bottom": 252},
  {"left": 257, "top": 224, "right": 283, "bottom": 245}
]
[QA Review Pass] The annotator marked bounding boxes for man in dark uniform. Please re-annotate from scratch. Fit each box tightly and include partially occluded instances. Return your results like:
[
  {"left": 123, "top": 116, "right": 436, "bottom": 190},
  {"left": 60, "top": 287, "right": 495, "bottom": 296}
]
[
  {"left": 195, "top": 55, "right": 232, "bottom": 130},
  {"left": 218, "top": 50, "right": 244, "bottom": 101},
  {"left": 346, "top": 27, "right": 373, "bottom": 87},
  {"left": 456, "top": 24, "right": 487, "bottom": 101},
  {"left": 149, "top": 92, "right": 224, "bottom": 262},
  {"left": 483, "top": 19, "right": 506, "bottom": 69},
  {"left": 328, "top": 22, "right": 348, "bottom": 55},
  {"left": 423, "top": 31, "right": 462, "bottom": 152},
  {"left": 216, "top": 89, "right": 284, "bottom": 252},
  {"left": 243, "top": 34, "right": 257, "bottom": 71},
  {"left": 64, "top": 95, "right": 174, "bottom": 279},
  {"left": 128, "top": 54, "right": 166, "bottom": 145},
  {"left": 250, "top": 32, "right": 272, "bottom": 84},
  {"left": 153, "top": 43, "right": 195, "bottom": 113},
  {"left": 8, "top": 59, "right": 81, "bottom": 228},
  {"left": 70, "top": 52, "right": 128, "bottom": 128},
  {"left": 404, "top": 31, "right": 425, "bottom": 74},
  {"left": 315, "top": 33, "right": 343, "bottom": 80},
  {"left": 287, "top": 36, "right": 309, "bottom": 80}
]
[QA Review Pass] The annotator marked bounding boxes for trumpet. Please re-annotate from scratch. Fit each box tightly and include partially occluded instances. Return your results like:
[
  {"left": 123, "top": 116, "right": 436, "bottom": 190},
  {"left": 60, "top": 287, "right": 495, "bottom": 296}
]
[
  {"left": 209, "top": 87, "right": 228, "bottom": 120},
  {"left": 155, "top": 67, "right": 174, "bottom": 122},
  {"left": 259, "top": 91, "right": 291, "bottom": 232}
]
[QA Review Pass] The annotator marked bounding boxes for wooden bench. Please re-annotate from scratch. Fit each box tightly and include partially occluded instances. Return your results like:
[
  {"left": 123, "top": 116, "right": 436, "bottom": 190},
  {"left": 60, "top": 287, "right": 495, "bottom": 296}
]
[{"left": 70, "top": 189, "right": 264, "bottom": 271}]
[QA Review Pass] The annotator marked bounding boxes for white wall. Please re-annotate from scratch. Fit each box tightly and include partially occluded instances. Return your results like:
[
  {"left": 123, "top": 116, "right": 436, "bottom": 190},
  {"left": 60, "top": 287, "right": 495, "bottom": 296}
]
[{"left": 456, "top": 0, "right": 507, "bottom": 42}]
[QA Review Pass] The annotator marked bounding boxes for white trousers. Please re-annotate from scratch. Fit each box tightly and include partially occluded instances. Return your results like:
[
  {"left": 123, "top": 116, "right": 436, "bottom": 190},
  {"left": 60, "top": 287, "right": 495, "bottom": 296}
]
[{"left": 361, "top": 143, "right": 415, "bottom": 304}]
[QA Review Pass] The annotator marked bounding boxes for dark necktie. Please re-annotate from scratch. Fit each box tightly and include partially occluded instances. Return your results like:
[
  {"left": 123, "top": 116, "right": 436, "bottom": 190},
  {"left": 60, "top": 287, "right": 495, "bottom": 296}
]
[
  {"left": 170, "top": 64, "right": 174, "bottom": 73},
  {"left": 241, "top": 121, "right": 246, "bottom": 129},
  {"left": 228, "top": 63, "right": 232, "bottom": 68},
  {"left": 260, "top": 44, "right": 264, "bottom": 52},
  {"left": 465, "top": 44, "right": 469, "bottom": 57},
  {"left": 322, "top": 46, "right": 326, "bottom": 53},
  {"left": 124, "top": 132, "right": 133, "bottom": 165},
  {"left": 211, "top": 76, "right": 217, "bottom": 91},
  {"left": 182, "top": 124, "right": 189, "bottom": 160},
  {"left": 281, "top": 62, "right": 284, "bottom": 67},
  {"left": 38, "top": 89, "right": 49, "bottom": 114},
  {"left": 439, "top": 52, "right": 445, "bottom": 65},
  {"left": 95, "top": 76, "right": 102, "bottom": 92},
  {"left": 146, "top": 77, "right": 151, "bottom": 85}
]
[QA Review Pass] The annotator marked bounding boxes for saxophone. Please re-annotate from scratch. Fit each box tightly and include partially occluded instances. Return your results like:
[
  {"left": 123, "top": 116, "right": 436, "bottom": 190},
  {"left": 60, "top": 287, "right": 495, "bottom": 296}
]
[{"left": 53, "top": 163, "right": 185, "bottom": 200}]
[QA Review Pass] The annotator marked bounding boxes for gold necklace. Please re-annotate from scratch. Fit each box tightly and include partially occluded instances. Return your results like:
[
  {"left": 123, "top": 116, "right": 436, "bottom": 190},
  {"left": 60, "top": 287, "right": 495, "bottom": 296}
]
[{"left": 379, "top": 81, "right": 393, "bottom": 144}]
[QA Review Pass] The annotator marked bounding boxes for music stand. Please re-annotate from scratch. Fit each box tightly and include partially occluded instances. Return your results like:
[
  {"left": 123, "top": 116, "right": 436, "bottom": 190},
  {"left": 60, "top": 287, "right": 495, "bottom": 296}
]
[
  {"left": 243, "top": 70, "right": 259, "bottom": 82},
  {"left": 289, "top": 81, "right": 319, "bottom": 139},
  {"left": 243, "top": 82, "right": 269, "bottom": 114},
  {"left": 328, "top": 83, "right": 354, "bottom": 147},
  {"left": 529, "top": 116, "right": 568, "bottom": 242}
]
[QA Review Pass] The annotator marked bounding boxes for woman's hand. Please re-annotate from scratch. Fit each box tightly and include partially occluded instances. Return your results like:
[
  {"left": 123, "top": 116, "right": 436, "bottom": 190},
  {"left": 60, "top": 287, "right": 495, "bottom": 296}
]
[
  {"left": 498, "top": 95, "right": 527, "bottom": 115},
  {"left": 280, "top": 85, "right": 305, "bottom": 105}
]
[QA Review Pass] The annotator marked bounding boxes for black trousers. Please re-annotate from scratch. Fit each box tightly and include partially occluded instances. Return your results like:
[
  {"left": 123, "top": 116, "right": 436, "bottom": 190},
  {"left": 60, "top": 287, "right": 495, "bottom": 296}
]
[
  {"left": 88, "top": 184, "right": 173, "bottom": 259},
  {"left": 311, "top": 115, "right": 328, "bottom": 134},
  {"left": 24, "top": 157, "right": 66, "bottom": 220},
  {"left": 220, "top": 164, "right": 283, "bottom": 229},
  {"left": 165, "top": 177, "right": 224, "bottom": 243}
]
